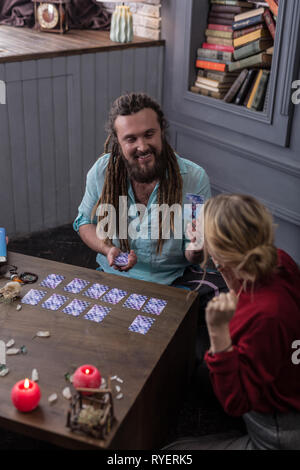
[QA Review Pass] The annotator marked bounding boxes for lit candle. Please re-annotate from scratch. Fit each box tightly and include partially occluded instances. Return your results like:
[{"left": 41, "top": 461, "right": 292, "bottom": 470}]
[
  {"left": 11, "top": 378, "right": 41, "bottom": 412},
  {"left": 72, "top": 364, "right": 101, "bottom": 395}
]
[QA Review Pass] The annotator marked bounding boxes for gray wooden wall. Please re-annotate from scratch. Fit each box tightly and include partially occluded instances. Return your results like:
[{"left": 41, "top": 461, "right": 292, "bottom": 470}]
[
  {"left": 0, "top": 45, "right": 164, "bottom": 237},
  {"left": 161, "top": 0, "right": 300, "bottom": 265}
]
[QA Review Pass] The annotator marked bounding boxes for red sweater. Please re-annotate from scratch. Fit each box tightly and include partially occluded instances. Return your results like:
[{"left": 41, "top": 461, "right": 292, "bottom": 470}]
[{"left": 205, "top": 249, "right": 300, "bottom": 417}]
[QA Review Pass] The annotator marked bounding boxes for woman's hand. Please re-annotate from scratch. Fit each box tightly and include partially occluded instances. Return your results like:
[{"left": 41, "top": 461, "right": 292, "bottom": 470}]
[
  {"left": 212, "top": 258, "right": 241, "bottom": 294},
  {"left": 205, "top": 291, "right": 237, "bottom": 354},
  {"left": 205, "top": 291, "right": 238, "bottom": 329}
]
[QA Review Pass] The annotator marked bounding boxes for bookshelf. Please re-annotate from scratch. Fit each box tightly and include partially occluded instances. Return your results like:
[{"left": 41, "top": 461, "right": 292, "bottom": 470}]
[{"left": 171, "top": 0, "right": 300, "bottom": 147}]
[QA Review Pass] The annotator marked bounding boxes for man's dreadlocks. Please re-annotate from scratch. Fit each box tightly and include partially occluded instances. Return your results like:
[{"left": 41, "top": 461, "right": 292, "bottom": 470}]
[{"left": 92, "top": 92, "right": 183, "bottom": 254}]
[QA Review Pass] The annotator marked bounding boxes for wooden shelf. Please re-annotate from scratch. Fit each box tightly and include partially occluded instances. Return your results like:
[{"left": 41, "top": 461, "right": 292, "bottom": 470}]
[{"left": 0, "top": 26, "right": 164, "bottom": 63}]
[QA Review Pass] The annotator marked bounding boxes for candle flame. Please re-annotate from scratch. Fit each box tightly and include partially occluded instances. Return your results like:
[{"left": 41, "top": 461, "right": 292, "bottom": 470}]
[
  {"left": 24, "top": 378, "right": 30, "bottom": 389},
  {"left": 85, "top": 368, "right": 90, "bottom": 375}
]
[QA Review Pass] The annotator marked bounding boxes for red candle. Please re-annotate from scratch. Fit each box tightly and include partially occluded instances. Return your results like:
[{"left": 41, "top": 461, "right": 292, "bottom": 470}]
[
  {"left": 11, "top": 378, "right": 41, "bottom": 412},
  {"left": 73, "top": 364, "right": 101, "bottom": 394}
]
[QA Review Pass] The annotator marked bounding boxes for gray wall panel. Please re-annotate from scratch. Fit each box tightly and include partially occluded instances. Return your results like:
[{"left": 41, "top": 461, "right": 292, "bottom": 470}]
[
  {"left": 0, "top": 45, "right": 165, "bottom": 238},
  {"left": 37, "top": 60, "right": 57, "bottom": 229},
  {"left": 52, "top": 57, "right": 71, "bottom": 226},
  {"left": 0, "top": 65, "right": 15, "bottom": 234},
  {"left": 5, "top": 62, "right": 30, "bottom": 235},
  {"left": 95, "top": 52, "right": 109, "bottom": 158},
  {"left": 67, "top": 55, "right": 83, "bottom": 216},
  {"left": 81, "top": 54, "right": 96, "bottom": 179},
  {"left": 22, "top": 61, "right": 44, "bottom": 233}
]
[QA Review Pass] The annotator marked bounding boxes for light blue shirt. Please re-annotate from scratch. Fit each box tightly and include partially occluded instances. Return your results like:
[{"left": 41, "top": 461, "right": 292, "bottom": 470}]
[{"left": 73, "top": 153, "right": 211, "bottom": 285}]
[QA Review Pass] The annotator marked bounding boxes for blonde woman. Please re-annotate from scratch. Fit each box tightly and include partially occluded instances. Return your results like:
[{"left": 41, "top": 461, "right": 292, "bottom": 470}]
[{"left": 165, "top": 194, "right": 300, "bottom": 450}]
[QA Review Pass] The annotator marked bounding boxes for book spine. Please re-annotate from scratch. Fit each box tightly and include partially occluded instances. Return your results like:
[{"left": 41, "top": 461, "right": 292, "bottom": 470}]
[
  {"left": 197, "top": 48, "right": 233, "bottom": 61},
  {"left": 205, "top": 29, "right": 233, "bottom": 38},
  {"left": 190, "top": 86, "right": 200, "bottom": 94},
  {"left": 234, "top": 69, "right": 257, "bottom": 105},
  {"left": 211, "top": 5, "right": 247, "bottom": 13},
  {"left": 247, "top": 69, "right": 263, "bottom": 108},
  {"left": 233, "top": 14, "right": 264, "bottom": 31},
  {"left": 233, "top": 29, "right": 269, "bottom": 48},
  {"left": 233, "top": 40, "right": 264, "bottom": 61},
  {"left": 233, "top": 23, "right": 263, "bottom": 38},
  {"left": 202, "top": 42, "right": 234, "bottom": 52},
  {"left": 243, "top": 74, "right": 257, "bottom": 106},
  {"left": 263, "top": 9, "right": 276, "bottom": 39},
  {"left": 229, "top": 52, "right": 268, "bottom": 71},
  {"left": 208, "top": 16, "right": 235, "bottom": 25},
  {"left": 211, "top": 0, "right": 251, "bottom": 5},
  {"left": 197, "top": 57, "right": 231, "bottom": 64},
  {"left": 251, "top": 70, "right": 270, "bottom": 110},
  {"left": 207, "top": 36, "right": 233, "bottom": 46},
  {"left": 234, "top": 7, "right": 264, "bottom": 22},
  {"left": 208, "top": 12, "right": 236, "bottom": 19},
  {"left": 223, "top": 68, "right": 248, "bottom": 102},
  {"left": 196, "top": 60, "right": 227, "bottom": 72},
  {"left": 197, "top": 88, "right": 224, "bottom": 99},
  {"left": 265, "top": 0, "right": 278, "bottom": 16},
  {"left": 198, "top": 70, "right": 238, "bottom": 82},
  {"left": 207, "top": 23, "right": 233, "bottom": 31}
]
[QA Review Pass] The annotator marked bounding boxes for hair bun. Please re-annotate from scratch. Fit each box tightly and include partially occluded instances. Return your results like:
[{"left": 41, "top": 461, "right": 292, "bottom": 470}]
[{"left": 237, "top": 244, "right": 277, "bottom": 282}]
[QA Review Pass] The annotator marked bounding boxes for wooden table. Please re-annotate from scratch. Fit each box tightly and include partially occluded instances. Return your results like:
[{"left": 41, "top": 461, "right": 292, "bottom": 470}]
[{"left": 0, "top": 252, "right": 198, "bottom": 450}]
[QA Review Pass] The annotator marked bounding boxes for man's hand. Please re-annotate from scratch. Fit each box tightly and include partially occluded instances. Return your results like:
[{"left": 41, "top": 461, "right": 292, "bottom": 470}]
[
  {"left": 107, "top": 247, "right": 137, "bottom": 272},
  {"left": 205, "top": 291, "right": 238, "bottom": 329}
]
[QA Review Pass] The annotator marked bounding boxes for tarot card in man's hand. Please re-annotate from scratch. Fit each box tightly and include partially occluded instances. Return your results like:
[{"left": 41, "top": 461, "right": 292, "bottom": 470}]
[
  {"left": 123, "top": 293, "right": 148, "bottom": 310},
  {"left": 21, "top": 289, "right": 47, "bottom": 306},
  {"left": 64, "top": 278, "right": 89, "bottom": 294},
  {"left": 142, "top": 298, "right": 167, "bottom": 315},
  {"left": 114, "top": 252, "right": 129, "bottom": 267},
  {"left": 129, "top": 315, "right": 155, "bottom": 335},
  {"left": 40, "top": 274, "right": 65, "bottom": 289}
]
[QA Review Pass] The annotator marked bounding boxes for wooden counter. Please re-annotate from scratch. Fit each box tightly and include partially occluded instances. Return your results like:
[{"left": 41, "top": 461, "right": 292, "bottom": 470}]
[{"left": 0, "top": 26, "right": 164, "bottom": 63}]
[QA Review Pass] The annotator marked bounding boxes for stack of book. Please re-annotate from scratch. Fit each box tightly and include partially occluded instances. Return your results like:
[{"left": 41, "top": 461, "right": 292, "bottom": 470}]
[{"left": 191, "top": 0, "right": 279, "bottom": 111}]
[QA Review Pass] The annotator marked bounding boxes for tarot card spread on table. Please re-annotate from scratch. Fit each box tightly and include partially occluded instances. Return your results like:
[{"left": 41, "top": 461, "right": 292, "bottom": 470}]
[
  {"left": 83, "top": 283, "right": 109, "bottom": 300},
  {"left": 41, "top": 294, "right": 68, "bottom": 311},
  {"left": 40, "top": 274, "right": 65, "bottom": 289},
  {"left": 129, "top": 315, "right": 155, "bottom": 335},
  {"left": 64, "top": 278, "right": 89, "bottom": 294},
  {"left": 63, "top": 299, "right": 90, "bottom": 317},
  {"left": 21, "top": 289, "right": 47, "bottom": 306},
  {"left": 83, "top": 304, "right": 111, "bottom": 323},
  {"left": 142, "top": 298, "right": 167, "bottom": 315},
  {"left": 101, "top": 288, "right": 128, "bottom": 304},
  {"left": 123, "top": 294, "right": 148, "bottom": 310}
]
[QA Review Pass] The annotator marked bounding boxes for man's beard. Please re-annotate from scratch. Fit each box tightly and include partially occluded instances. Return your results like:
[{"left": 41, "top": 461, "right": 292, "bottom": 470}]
[{"left": 121, "top": 145, "right": 167, "bottom": 184}]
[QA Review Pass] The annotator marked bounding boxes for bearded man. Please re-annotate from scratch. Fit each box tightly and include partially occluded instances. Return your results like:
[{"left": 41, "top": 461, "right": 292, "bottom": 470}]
[{"left": 73, "top": 92, "right": 211, "bottom": 285}]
